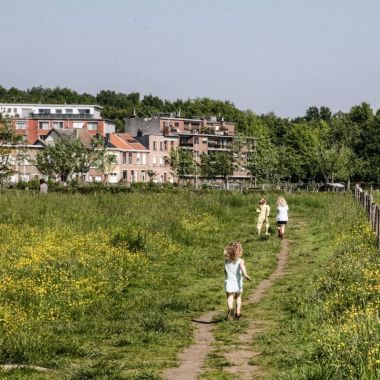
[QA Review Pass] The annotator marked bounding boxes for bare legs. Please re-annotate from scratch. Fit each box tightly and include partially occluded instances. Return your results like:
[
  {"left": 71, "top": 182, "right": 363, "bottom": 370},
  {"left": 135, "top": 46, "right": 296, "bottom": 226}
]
[
  {"left": 277, "top": 223, "right": 286, "bottom": 239},
  {"left": 226, "top": 292, "right": 242, "bottom": 319},
  {"left": 257, "top": 220, "right": 270, "bottom": 236}
]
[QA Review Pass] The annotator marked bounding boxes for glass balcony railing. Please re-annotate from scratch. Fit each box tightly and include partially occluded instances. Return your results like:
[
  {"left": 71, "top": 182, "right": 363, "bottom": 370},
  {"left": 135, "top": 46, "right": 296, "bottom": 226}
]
[{"left": 31, "top": 113, "right": 94, "bottom": 120}]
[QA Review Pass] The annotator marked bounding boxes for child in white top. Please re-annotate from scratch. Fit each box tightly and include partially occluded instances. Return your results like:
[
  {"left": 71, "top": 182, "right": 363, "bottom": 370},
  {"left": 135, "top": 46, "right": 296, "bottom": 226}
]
[
  {"left": 276, "top": 196, "right": 289, "bottom": 239},
  {"left": 224, "top": 241, "right": 251, "bottom": 320}
]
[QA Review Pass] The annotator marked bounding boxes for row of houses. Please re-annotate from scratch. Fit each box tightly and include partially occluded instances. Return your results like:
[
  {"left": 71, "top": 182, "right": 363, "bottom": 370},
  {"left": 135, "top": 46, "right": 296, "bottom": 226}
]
[{"left": 0, "top": 103, "right": 251, "bottom": 184}]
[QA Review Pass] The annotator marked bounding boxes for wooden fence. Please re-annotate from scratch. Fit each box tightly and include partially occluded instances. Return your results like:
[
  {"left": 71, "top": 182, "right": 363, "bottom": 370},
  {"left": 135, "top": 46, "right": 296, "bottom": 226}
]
[{"left": 355, "top": 188, "right": 380, "bottom": 248}]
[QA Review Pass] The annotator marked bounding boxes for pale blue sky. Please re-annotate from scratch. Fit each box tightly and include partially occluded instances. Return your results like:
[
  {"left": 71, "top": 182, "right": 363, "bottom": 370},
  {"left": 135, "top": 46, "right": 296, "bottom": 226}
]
[{"left": 1, "top": 0, "right": 380, "bottom": 116}]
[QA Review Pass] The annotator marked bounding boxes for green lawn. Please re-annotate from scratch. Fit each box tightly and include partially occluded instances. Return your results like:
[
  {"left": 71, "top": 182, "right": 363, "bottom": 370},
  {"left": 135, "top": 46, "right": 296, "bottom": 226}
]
[{"left": 0, "top": 191, "right": 378, "bottom": 379}]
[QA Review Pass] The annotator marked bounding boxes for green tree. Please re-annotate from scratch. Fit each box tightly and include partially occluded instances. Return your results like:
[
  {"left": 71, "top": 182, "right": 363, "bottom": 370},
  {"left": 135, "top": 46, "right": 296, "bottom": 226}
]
[
  {"left": 212, "top": 151, "right": 233, "bottom": 186},
  {"left": 146, "top": 169, "right": 157, "bottom": 183},
  {"left": 90, "top": 134, "right": 118, "bottom": 183},
  {"left": 0, "top": 116, "right": 22, "bottom": 184},
  {"left": 169, "top": 148, "right": 196, "bottom": 182},
  {"left": 35, "top": 137, "right": 92, "bottom": 182},
  {"left": 199, "top": 151, "right": 233, "bottom": 187},
  {"left": 247, "top": 136, "right": 279, "bottom": 184}
]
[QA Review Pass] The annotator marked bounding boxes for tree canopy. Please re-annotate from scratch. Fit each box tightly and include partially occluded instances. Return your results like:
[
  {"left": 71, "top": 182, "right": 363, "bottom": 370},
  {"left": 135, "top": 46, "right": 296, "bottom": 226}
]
[{"left": 1, "top": 86, "right": 380, "bottom": 184}]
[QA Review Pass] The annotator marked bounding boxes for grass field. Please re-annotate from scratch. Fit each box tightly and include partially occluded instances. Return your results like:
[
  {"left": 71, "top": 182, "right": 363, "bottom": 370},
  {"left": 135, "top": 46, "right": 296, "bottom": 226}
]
[{"left": 0, "top": 190, "right": 379, "bottom": 379}]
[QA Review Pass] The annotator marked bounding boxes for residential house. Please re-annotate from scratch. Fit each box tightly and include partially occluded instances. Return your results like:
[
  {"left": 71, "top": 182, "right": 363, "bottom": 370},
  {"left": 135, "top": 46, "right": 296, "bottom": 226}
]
[
  {"left": 5, "top": 145, "right": 43, "bottom": 183},
  {"left": 0, "top": 103, "right": 115, "bottom": 144},
  {"left": 106, "top": 133, "right": 149, "bottom": 184}
]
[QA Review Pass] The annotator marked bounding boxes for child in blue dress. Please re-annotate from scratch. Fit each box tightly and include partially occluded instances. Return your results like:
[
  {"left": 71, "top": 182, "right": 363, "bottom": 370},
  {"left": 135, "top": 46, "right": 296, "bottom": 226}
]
[{"left": 224, "top": 241, "right": 251, "bottom": 320}]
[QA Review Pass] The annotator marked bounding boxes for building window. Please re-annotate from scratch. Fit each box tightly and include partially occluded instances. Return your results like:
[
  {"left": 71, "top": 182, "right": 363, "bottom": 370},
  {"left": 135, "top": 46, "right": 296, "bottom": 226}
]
[
  {"left": 142, "top": 171, "right": 146, "bottom": 182},
  {"left": 152, "top": 156, "right": 157, "bottom": 166},
  {"left": 15, "top": 121, "right": 26, "bottom": 129},
  {"left": 52, "top": 121, "right": 64, "bottom": 129},
  {"left": 175, "top": 122, "right": 179, "bottom": 127},
  {"left": 55, "top": 109, "right": 62, "bottom": 114},
  {"left": 194, "top": 137, "right": 199, "bottom": 144},
  {"left": 128, "top": 153, "right": 132, "bottom": 165},
  {"left": 131, "top": 170, "right": 138, "bottom": 182},
  {"left": 122, "top": 170, "right": 128, "bottom": 180},
  {"left": 79, "top": 109, "right": 90, "bottom": 114},
  {"left": 20, "top": 173, "right": 30, "bottom": 182},
  {"left": 38, "top": 109, "right": 51, "bottom": 114},
  {"left": 153, "top": 141, "right": 157, "bottom": 151},
  {"left": 171, "top": 141, "right": 175, "bottom": 149},
  {"left": 38, "top": 121, "right": 50, "bottom": 130},
  {"left": 73, "top": 122, "right": 84, "bottom": 129},
  {"left": 136, "top": 153, "right": 141, "bottom": 165},
  {"left": 65, "top": 109, "right": 73, "bottom": 114},
  {"left": 123, "top": 152, "right": 127, "bottom": 164},
  {"left": 164, "top": 141, "right": 168, "bottom": 151},
  {"left": 159, "top": 142, "right": 163, "bottom": 151},
  {"left": 142, "top": 153, "right": 146, "bottom": 165},
  {"left": 87, "top": 122, "right": 98, "bottom": 130},
  {"left": 160, "top": 157, "right": 164, "bottom": 166}
]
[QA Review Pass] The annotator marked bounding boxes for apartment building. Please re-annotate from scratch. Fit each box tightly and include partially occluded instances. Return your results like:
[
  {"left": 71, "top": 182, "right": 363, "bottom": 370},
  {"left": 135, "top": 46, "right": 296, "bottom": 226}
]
[
  {"left": 0, "top": 103, "right": 115, "bottom": 144},
  {"left": 125, "top": 113, "right": 251, "bottom": 180},
  {"left": 125, "top": 113, "right": 234, "bottom": 161}
]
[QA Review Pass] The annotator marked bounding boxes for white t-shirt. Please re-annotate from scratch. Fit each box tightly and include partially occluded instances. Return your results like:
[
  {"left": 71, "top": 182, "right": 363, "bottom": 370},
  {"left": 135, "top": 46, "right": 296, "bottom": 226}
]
[{"left": 276, "top": 205, "right": 288, "bottom": 222}]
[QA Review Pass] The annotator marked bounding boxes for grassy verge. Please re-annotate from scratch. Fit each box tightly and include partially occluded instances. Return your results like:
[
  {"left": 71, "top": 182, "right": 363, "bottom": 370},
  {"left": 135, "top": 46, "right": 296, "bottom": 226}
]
[
  {"left": 248, "top": 193, "right": 380, "bottom": 379},
  {"left": 0, "top": 190, "right": 279, "bottom": 379}
]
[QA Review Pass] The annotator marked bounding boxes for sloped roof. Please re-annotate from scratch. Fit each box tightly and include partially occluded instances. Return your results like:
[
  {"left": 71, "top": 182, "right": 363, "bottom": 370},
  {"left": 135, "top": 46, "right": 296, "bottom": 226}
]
[
  {"left": 110, "top": 133, "right": 148, "bottom": 151},
  {"left": 43, "top": 128, "right": 94, "bottom": 148}
]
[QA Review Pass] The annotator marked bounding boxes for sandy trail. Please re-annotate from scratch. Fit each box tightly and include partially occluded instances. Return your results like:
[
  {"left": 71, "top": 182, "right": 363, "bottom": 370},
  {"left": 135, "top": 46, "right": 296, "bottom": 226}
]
[{"left": 163, "top": 238, "right": 289, "bottom": 380}]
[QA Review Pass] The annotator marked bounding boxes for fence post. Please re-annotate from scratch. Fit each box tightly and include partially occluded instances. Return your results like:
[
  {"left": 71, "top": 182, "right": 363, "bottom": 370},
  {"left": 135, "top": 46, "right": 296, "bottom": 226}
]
[{"left": 354, "top": 190, "right": 380, "bottom": 251}]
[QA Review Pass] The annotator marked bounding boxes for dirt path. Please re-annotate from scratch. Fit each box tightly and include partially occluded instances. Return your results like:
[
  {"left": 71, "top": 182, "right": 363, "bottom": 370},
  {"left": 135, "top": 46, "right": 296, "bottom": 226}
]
[
  {"left": 224, "top": 238, "right": 289, "bottom": 379},
  {"left": 163, "top": 239, "right": 289, "bottom": 380}
]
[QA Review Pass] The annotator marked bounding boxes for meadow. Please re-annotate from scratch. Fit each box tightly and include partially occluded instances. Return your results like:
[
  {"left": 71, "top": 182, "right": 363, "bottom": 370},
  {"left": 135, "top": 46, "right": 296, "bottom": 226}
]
[{"left": 0, "top": 190, "right": 378, "bottom": 379}]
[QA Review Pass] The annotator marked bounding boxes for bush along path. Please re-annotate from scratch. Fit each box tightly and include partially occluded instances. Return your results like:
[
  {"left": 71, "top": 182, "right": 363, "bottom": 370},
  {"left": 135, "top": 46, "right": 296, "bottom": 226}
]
[{"left": 163, "top": 238, "right": 289, "bottom": 380}]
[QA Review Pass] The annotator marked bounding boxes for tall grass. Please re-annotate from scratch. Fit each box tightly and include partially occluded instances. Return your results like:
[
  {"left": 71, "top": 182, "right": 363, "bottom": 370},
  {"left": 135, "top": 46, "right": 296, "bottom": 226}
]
[
  {"left": 0, "top": 190, "right": 279, "bottom": 379},
  {"left": 1, "top": 191, "right": 378, "bottom": 379},
  {"left": 251, "top": 193, "right": 380, "bottom": 380}
]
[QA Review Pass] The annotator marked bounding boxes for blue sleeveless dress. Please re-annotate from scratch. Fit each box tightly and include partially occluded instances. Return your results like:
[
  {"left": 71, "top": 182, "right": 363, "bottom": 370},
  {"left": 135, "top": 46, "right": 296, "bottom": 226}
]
[{"left": 224, "top": 258, "right": 243, "bottom": 293}]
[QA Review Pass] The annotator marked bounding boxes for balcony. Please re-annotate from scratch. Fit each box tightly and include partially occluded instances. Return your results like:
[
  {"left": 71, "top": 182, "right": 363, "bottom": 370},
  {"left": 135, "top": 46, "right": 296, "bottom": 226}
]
[
  {"left": 31, "top": 113, "right": 94, "bottom": 120},
  {"left": 179, "top": 142, "right": 194, "bottom": 148},
  {"left": 208, "top": 145, "right": 230, "bottom": 151}
]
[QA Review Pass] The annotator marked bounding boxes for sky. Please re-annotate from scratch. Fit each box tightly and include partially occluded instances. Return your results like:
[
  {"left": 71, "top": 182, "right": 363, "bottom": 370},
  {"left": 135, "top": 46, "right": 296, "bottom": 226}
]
[{"left": 1, "top": 0, "right": 380, "bottom": 117}]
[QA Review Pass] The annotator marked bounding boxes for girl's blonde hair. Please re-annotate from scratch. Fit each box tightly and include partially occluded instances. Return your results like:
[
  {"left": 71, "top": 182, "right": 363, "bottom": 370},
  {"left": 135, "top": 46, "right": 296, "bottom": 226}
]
[
  {"left": 277, "top": 196, "right": 287, "bottom": 207},
  {"left": 224, "top": 241, "right": 243, "bottom": 262}
]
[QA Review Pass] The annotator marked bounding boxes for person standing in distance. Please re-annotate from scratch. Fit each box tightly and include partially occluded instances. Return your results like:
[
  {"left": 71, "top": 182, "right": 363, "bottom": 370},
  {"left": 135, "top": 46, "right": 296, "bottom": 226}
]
[
  {"left": 256, "top": 197, "right": 270, "bottom": 236},
  {"left": 39, "top": 178, "right": 48, "bottom": 194},
  {"left": 276, "top": 196, "right": 288, "bottom": 239}
]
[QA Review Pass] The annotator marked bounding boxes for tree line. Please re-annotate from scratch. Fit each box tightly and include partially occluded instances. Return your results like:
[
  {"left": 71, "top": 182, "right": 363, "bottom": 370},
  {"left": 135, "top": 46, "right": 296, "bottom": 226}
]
[{"left": 1, "top": 85, "right": 380, "bottom": 185}]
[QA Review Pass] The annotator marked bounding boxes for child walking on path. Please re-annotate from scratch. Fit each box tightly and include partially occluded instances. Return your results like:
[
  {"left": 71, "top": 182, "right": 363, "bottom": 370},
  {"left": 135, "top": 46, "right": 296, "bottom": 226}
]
[
  {"left": 276, "top": 196, "right": 289, "bottom": 239},
  {"left": 256, "top": 197, "right": 270, "bottom": 236},
  {"left": 224, "top": 241, "right": 251, "bottom": 320}
]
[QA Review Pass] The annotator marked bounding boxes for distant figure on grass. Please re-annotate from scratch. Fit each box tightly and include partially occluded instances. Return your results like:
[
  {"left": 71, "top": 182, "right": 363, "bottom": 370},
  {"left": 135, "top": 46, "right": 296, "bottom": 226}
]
[
  {"left": 256, "top": 197, "right": 270, "bottom": 236},
  {"left": 276, "top": 196, "right": 288, "bottom": 240},
  {"left": 39, "top": 179, "right": 48, "bottom": 194},
  {"left": 355, "top": 183, "right": 363, "bottom": 192},
  {"left": 224, "top": 241, "right": 252, "bottom": 320}
]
